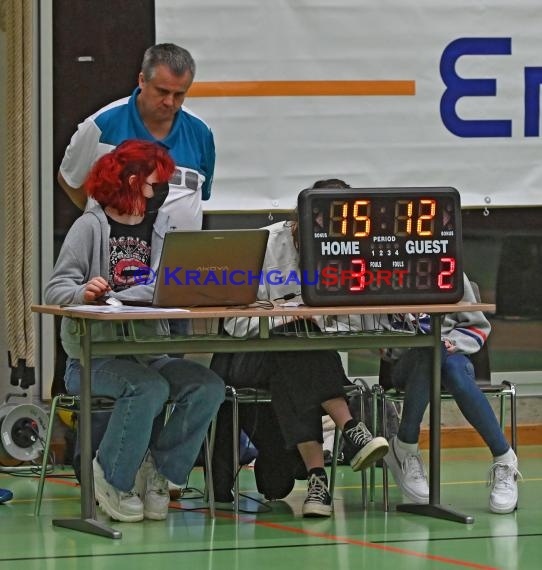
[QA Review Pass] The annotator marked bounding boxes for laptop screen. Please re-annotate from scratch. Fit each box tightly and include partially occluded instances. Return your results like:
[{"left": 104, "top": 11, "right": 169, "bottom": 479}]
[{"left": 151, "top": 229, "right": 269, "bottom": 307}]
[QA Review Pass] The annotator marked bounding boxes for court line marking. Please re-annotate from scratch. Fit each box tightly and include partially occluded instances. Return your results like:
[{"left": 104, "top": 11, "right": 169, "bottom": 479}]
[{"left": 167, "top": 507, "right": 498, "bottom": 570}]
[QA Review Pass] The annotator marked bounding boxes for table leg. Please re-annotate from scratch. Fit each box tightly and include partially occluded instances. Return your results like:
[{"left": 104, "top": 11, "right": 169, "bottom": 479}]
[
  {"left": 52, "top": 322, "right": 122, "bottom": 539},
  {"left": 396, "top": 314, "right": 474, "bottom": 524}
]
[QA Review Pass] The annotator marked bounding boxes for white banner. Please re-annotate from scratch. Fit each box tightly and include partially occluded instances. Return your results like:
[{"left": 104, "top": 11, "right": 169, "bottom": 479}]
[{"left": 157, "top": 0, "right": 542, "bottom": 210}]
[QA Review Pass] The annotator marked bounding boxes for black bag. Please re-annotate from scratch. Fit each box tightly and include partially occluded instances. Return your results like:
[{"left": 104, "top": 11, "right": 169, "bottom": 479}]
[{"left": 209, "top": 352, "right": 306, "bottom": 502}]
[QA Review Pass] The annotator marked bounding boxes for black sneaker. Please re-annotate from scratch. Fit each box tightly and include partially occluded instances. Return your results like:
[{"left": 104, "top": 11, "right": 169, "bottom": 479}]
[
  {"left": 302, "top": 472, "right": 333, "bottom": 517},
  {"left": 342, "top": 421, "right": 389, "bottom": 471}
]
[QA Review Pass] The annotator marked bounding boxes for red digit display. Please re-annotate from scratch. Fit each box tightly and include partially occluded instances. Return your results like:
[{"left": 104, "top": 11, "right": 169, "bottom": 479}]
[
  {"left": 438, "top": 257, "right": 456, "bottom": 289},
  {"left": 348, "top": 258, "right": 366, "bottom": 291}
]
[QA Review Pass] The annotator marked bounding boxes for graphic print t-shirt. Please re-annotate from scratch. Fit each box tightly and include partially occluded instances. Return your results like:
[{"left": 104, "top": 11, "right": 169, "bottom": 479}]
[{"left": 107, "top": 215, "right": 154, "bottom": 291}]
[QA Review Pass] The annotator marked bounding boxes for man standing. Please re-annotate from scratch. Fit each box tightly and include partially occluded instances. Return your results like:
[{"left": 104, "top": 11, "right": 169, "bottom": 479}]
[{"left": 58, "top": 43, "right": 215, "bottom": 231}]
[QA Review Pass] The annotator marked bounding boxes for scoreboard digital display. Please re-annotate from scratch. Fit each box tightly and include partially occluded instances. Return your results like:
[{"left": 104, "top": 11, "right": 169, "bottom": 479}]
[{"left": 297, "top": 187, "right": 464, "bottom": 306}]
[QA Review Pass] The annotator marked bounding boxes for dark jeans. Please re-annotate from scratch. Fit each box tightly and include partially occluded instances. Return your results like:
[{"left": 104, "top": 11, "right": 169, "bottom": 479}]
[{"left": 392, "top": 346, "right": 510, "bottom": 456}]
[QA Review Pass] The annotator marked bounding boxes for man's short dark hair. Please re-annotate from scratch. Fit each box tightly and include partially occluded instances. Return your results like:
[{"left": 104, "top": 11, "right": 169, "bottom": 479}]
[{"left": 141, "top": 43, "right": 196, "bottom": 81}]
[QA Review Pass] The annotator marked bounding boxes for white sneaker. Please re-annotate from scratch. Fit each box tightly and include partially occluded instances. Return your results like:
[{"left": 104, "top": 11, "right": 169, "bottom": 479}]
[
  {"left": 384, "top": 436, "right": 429, "bottom": 504},
  {"left": 488, "top": 459, "right": 521, "bottom": 514},
  {"left": 93, "top": 457, "right": 143, "bottom": 522},
  {"left": 135, "top": 453, "right": 170, "bottom": 520}
]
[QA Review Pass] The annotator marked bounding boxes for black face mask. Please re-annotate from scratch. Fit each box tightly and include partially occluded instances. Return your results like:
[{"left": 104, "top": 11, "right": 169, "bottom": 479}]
[{"left": 145, "top": 182, "right": 170, "bottom": 214}]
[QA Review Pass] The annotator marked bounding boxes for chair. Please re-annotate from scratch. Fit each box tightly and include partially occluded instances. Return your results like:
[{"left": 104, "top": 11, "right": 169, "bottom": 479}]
[
  {"left": 222, "top": 379, "right": 370, "bottom": 514},
  {"left": 329, "top": 382, "right": 370, "bottom": 508},
  {"left": 34, "top": 395, "right": 216, "bottom": 517},
  {"left": 371, "top": 282, "right": 517, "bottom": 511},
  {"left": 34, "top": 394, "right": 116, "bottom": 516}
]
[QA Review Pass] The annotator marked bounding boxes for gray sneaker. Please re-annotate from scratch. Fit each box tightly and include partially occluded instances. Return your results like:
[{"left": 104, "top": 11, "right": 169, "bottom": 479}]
[
  {"left": 93, "top": 457, "right": 143, "bottom": 522},
  {"left": 488, "top": 459, "right": 521, "bottom": 514},
  {"left": 135, "top": 453, "right": 170, "bottom": 520},
  {"left": 384, "top": 436, "right": 429, "bottom": 504}
]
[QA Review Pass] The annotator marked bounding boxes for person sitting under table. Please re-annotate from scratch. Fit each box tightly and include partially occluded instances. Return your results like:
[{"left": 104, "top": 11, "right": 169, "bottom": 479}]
[
  {"left": 381, "top": 275, "right": 521, "bottom": 514},
  {"left": 44, "top": 140, "right": 225, "bottom": 523},
  {"left": 211, "top": 179, "right": 389, "bottom": 517}
]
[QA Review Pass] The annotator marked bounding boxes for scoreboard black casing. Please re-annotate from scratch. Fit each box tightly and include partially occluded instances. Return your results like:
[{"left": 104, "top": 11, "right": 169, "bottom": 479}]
[{"left": 297, "top": 187, "right": 464, "bottom": 306}]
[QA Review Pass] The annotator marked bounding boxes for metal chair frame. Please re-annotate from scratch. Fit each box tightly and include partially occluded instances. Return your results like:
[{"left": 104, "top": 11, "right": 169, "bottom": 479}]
[{"left": 34, "top": 394, "right": 115, "bottom": 516}]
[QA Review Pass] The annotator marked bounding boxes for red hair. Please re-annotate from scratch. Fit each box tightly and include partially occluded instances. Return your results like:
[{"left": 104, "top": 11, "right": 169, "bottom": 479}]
[{"left": 84, "top": 140, "right": 175, "bottom": 215}]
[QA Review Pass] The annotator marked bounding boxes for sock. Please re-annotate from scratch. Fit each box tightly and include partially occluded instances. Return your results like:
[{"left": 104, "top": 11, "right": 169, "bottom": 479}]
[
  {"left": 343, "top": 418, "right": 358, "bottom": 432},
  {"left": 308, "top": 467, "right": 328, "bottom": 483},
  {"left": 493, "top": 447, "right": 517, "bottom": 465},
  {"left": 394, "top": 437, "right": 419, "bottom": 462}
]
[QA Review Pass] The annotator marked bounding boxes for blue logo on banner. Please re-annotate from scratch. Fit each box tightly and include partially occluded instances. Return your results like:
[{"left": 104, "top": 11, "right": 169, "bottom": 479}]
[{"left": 440, "top": 37, "right": 542, "bottom": 137}]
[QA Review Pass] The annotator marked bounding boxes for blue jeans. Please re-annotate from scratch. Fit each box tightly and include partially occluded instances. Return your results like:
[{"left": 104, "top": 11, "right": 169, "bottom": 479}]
[
  {"left": 391, "top": 346, "right": 510, "bottom": 457},
  {"left": 65, "top": 356, "right": 225, "bottom": 492}
]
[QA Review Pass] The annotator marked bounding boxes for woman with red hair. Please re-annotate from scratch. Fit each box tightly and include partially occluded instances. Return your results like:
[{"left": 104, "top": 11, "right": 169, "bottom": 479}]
[{"left": 45, "top": 140, "right": 224, "bottom": 523}]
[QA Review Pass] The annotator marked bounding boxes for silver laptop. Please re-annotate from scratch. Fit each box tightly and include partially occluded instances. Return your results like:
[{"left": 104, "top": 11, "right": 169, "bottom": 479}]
[{"left": 150, "top": 229, "right": 269, "bottom": 307}]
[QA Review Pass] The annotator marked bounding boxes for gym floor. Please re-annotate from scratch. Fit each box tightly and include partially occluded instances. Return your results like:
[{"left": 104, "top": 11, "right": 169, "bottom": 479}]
[{"left": 0, "top": 445, "right": 540, "bottom": 569}]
